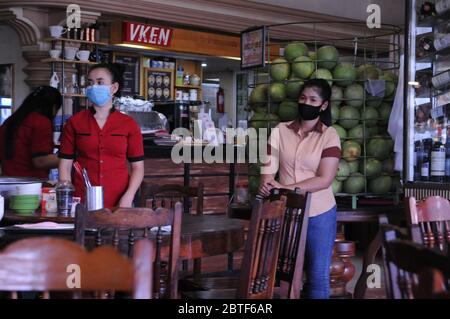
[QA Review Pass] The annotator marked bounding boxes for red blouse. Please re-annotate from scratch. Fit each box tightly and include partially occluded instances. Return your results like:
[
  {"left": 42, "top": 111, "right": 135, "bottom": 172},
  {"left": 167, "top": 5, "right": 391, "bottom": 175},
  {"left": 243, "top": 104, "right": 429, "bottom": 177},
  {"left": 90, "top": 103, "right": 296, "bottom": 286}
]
[
  {"left": 0, "top": 112, "right": 54, "bottom": 179},
  {"left": 59, "top": 109, "right": 144, "bottom": 208}
]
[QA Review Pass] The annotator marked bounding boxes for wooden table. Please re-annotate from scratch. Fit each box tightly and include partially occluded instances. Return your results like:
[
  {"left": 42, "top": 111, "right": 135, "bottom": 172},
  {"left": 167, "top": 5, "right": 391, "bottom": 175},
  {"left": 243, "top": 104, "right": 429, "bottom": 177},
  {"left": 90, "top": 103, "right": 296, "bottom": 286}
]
[
  {"left": 0, "top": 212, "right": 246, "bottom": 261},
  {"left": 337, "top": 206, "right": 404, "bottom": 298}
]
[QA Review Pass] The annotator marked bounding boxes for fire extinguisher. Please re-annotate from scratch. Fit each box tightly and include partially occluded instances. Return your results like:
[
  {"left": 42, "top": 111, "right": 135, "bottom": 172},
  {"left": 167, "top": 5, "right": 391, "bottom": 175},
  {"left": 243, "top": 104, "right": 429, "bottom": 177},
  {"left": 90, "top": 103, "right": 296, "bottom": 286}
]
[{"left": 217, "top": 87, "right": 225, "bottom": 113}]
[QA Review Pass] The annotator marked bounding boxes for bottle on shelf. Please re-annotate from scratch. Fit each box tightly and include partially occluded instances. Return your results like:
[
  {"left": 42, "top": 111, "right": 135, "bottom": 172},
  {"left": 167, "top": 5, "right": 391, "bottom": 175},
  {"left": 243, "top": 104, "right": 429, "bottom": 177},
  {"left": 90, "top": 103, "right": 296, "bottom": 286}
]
[
  {"left": 89, "top": 23, "right": 96, "bottom": 42},
  {"left": 445, "top": 126, "right": 450, "bottom": 182},
  {"left": 176, "top": 65, "right": 184, "bottom": 86},
  {"left": 431, "top": 127, "right": 446, "bottom": 182},
  {"left": 433, "top": 31, "right": 450, "bottom": 51},
  {"left": 79, "top": 24, "right": 86, "bottom": 41},
  {"left": 417, "top": 36, "right": 435, "bottom": 57},
  {"left": 79, "top": 74, "right": 87, "bottom": 95},
  {"left": 431, "top": 70, "right": 450, "bottom": 89},
  {"left": 436, "top": 0, "right": 450, "bottom": 15},
  {"left": 85, "top": 24, "right": 91, "bottom": 42},
  {"left": 180, "top": 103, "right": 190, "bottom": 129},
  {"left": 50, "top": 72, "right": 60, "bottom": 90},
  {"left": 65, "top": 27, "right": 71, "bottom": 39},
  {"left": 420, "top": 1, "right": 436, "bottom": 17},
  {"left": 414, "top": 140, "right": 423, "bottom": 181},
  {"left": 421, "top": 138, "right": 432, "bottom": 181},
  {"left": 72, "top": 27, "right": 79, "bottom": 40},
  {"left": 71, "top": 73, "right": 79, "bottom": 95}
]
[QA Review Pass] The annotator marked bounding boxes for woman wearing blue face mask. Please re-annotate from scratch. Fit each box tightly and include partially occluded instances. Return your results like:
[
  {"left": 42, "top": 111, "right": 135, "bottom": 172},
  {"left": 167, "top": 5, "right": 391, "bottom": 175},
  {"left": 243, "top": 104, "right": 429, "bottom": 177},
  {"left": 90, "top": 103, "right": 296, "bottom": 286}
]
[{"left": 58, "top": 63, "right": 145, "bottom": 208}]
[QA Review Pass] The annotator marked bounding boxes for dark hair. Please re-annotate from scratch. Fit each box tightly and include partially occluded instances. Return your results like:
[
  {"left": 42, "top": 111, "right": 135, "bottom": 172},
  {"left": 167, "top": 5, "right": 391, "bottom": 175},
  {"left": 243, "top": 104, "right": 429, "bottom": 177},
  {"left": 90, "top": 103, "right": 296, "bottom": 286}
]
[
  {"left": 88, "top": 63, "right": 125, "bottom": 97},
  {"left": 299, "top": 78, "right": 332, "bottom": 126},
  {"left": 3, "top": 86, "right": 62, "bottom": 159}
]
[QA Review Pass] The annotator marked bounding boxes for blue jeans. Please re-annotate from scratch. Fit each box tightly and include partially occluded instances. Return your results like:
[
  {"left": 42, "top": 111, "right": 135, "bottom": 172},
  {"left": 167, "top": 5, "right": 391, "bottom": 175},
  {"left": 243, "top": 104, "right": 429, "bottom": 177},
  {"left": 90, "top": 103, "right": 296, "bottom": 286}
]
[{"left": 303, "top": 205, "right": 337, "bottom": 299}]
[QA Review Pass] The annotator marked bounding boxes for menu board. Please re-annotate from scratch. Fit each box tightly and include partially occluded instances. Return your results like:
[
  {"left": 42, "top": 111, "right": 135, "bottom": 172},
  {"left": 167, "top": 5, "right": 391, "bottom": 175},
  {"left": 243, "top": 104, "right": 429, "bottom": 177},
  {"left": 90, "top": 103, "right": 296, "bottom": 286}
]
[
  {"left": 240, "top": 26, "right": 266, "bottom": 70},
  {"left": 144, "top": 67, "right": 174, "bottom": 101},
  {"left": 113, "top": 53, "right": 140, "bottom": 96}
]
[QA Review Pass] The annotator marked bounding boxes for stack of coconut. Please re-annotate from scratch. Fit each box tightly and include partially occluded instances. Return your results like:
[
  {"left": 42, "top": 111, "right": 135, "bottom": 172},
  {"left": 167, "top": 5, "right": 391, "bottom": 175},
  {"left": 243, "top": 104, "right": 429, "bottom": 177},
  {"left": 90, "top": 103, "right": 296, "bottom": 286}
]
[{"left": 247, "top": 42, "right": 399, "bottom": 196}]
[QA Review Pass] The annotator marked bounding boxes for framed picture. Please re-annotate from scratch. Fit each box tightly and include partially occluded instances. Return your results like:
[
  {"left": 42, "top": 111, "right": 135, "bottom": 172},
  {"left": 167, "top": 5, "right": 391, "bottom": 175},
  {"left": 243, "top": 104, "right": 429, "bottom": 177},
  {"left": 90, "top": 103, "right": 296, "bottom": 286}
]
[
  {"left": 144, "top": 67, "right": 174, "bottom": 102},
  {"left": 0, "top": 64, "right": 14, "bottom": 105},
  {"left": 240, "top": 26, "right": 266, "bottom": 70}
]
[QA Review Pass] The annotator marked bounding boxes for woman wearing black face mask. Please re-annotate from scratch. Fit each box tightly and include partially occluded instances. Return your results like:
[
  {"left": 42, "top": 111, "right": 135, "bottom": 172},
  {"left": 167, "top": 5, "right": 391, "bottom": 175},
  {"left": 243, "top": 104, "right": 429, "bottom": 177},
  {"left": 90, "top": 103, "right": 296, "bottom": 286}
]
[{"left": 259, "top": 79, "right": 340, "bottom": 299}]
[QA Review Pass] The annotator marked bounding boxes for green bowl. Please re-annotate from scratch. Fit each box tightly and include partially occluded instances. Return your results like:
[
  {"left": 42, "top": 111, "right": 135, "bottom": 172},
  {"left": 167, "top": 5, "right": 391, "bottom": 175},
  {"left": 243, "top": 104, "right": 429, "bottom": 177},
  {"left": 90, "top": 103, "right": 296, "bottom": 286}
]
[
  {"left": 9, "top": 202, "right": 40, "bottom": 209},
  {"left": 10, "top": 195, "right": 40, "bottom": 200},
  {"left": 12, "top": 208, "right": 36, "bottom": 215},
  {"left": 10, "top": 199, "right": 40, "bottom": 205}
]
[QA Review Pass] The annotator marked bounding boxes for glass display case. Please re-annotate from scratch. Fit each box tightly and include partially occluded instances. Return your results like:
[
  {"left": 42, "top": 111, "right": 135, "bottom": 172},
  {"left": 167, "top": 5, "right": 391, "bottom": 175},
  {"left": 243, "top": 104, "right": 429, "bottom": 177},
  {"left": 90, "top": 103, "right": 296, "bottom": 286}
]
[{"left": 404, "top": 0, "right": 450, "bottom": 199}]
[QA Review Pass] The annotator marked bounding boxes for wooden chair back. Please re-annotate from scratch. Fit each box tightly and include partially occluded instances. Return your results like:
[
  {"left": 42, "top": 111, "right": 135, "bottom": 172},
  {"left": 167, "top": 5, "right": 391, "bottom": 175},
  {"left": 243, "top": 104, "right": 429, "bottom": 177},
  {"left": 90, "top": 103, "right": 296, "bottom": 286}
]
[
  {"left": 138, "top": 182, "right": 204, "bottom": 280},
  {"left": 74, "top": 203, "right": 182, "bottom": 299},
  {"left": 379, "top": 223, "right": 409, "bottom": 299},
  {"left": 0, "top": 237, "right": 153, "bottom": 299},
  {"left": 405, "top": 196, "right": 450, "bottom": 254},
  {"left": 383, "top": 237, "right": 450, "bottom": 299},
  {"left": 237, "top": 195, "right": 287, "bottom": 299},
  {"left": 416, "top": 268, "right": 450, "bottom": 299},
  {"left": 269, "top": 188, "right": 311, "bottom": 299},
  {"left": 139, "top": 182, "right": 204, "bottom": 215}
]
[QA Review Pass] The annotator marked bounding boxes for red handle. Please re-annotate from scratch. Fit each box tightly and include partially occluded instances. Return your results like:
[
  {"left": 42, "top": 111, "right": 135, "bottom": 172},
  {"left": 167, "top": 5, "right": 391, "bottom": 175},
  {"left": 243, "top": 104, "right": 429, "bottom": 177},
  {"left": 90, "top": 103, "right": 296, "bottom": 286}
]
[{"left": 73, "top": 161, "right": 83, "bottom": 179}]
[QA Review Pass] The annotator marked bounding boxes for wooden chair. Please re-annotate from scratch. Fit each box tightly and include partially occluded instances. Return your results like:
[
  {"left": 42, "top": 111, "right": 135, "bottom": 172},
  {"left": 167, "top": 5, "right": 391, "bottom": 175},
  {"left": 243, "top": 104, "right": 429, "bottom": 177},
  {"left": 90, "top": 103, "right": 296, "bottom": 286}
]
[
  {"left": 271, "top": 189, "right": 311, "bottom": 299},
  {"left": 74, "top": 203, "right": 182, "bottom": 299},
  {"left": 139, "top": 182, "right": 204, "bottom": 279},
  {"left": 190, "top": 188, "right": 310, "bottom": 299},
  {"left": 139, "top": 182, "right": 204, "bottom": 215},
  {"left": 0, "top": 237, "right": 153, "bottom": 299},
  {"left": 405, "top": 196, "right": 450, "bottom": 254},
  {"left": 416, "top": 268, "right": 450, "bottom": 299},
  {"left": 379, "top": 223, "right": 410, "bottom": 299},
  {"left": 182, "top": 194, "right": 287, "bottom": 299},
  {"left": 386, "top": 239, "right": 450, "bottom": 299}
]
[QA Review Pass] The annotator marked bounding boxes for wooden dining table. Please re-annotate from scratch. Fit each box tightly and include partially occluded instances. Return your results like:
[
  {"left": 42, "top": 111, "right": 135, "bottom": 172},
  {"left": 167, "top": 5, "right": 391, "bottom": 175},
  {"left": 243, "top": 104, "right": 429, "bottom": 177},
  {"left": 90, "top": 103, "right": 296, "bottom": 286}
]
[{"left": 0, "top": 211, "right": 247, "bottom": 261}]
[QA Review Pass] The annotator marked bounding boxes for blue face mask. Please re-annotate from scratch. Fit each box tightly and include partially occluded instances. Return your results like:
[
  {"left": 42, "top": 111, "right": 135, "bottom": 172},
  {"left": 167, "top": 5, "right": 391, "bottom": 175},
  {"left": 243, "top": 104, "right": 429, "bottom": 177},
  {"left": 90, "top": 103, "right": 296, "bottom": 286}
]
[{"left": 86, "top": 85, "right": 112, "bottom": 107}]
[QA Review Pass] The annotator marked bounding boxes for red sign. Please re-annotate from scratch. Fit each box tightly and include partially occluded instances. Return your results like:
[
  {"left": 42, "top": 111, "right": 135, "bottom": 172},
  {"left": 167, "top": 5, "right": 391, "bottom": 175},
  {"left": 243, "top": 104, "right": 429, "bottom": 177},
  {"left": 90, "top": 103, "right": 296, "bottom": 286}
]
[{"left": 123, "top": 21, "right": 173, "bottom": 47}]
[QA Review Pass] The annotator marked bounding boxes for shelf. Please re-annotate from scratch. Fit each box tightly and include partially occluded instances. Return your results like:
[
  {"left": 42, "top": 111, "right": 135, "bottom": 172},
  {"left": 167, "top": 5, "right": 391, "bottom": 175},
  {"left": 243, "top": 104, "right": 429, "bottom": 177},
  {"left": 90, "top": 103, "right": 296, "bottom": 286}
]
[
  {"left": 41, "top": 58, "right": 97, "bottom": 65},
  {"left": 153, "top": 100, "right": 205, "bottom": 106},
  {"left": 416, "top": 45, "right": 450, "bottom": 63},
  {"left": 62, "top": 93, "right": 86, "bottom": 98},
  {"left": 175, "top": 85, "right": 202, "bottom": 90},
  {"left": 44, "top": 37, "right": 108, "bottom": 46},
  {"left": 417, "top": 11, "right": 450, "bottom": 28}
]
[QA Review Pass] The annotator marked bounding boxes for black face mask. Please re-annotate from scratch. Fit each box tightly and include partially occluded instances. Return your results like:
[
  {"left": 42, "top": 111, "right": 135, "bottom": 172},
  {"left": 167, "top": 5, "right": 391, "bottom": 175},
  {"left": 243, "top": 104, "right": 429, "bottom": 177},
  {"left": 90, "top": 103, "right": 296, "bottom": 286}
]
[{"left": 298, "top": 103, "right": 322, "bottom": 121}]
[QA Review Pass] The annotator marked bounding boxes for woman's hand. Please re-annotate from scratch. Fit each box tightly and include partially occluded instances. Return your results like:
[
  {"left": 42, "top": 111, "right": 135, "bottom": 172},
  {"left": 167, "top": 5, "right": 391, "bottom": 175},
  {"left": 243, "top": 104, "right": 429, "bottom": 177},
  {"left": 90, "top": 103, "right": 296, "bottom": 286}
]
[
  {"left": 268, "top": 180, "right": 284, "bottom": 189},
  {"left": 118, "top": 192, "right": 135, "bottom": 208},
  {"left": 258, "top": 180, "right": 285, "bottom": 197},
  {"left": 259, "top": 181, "right": 274, "bottom": 197}
]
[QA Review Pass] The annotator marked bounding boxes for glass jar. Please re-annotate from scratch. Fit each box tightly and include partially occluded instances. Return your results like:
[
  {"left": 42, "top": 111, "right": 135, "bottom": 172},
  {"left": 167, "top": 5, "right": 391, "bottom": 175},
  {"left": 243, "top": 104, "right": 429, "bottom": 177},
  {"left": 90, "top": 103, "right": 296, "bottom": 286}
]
[
  {"left": 235, "top": 182, "right": 249, "bottom": 204},
  {"left": 55, "top": 181, "right": 75, "bottom": 216}
]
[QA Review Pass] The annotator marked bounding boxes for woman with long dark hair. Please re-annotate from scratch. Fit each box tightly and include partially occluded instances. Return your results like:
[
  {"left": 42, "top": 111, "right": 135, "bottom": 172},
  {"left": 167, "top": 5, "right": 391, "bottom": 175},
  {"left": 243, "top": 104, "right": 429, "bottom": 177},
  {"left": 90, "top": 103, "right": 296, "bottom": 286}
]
[
  {"left": 0, "top": 86, "right": 62, "bottom": 178},
  {"left": 259, "top": 78, "right": 340, "bottom": 299},
  {"left": 58, "top": 63, "right": 144, "bottom": 209}
]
